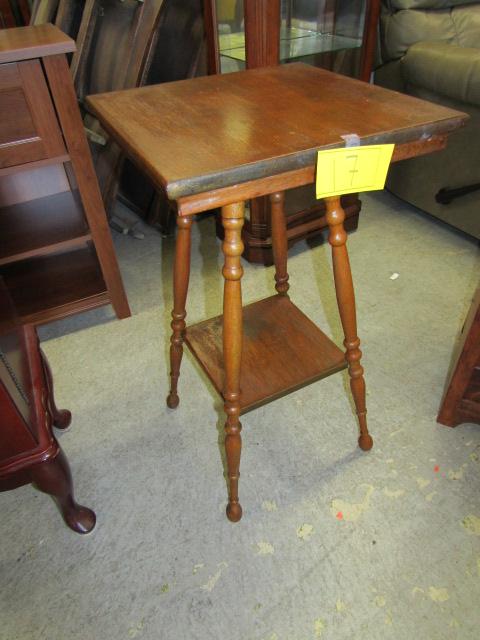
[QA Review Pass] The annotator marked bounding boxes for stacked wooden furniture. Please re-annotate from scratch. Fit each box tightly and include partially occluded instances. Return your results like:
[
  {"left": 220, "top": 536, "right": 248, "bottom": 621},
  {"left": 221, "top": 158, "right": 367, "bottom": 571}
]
[
  {"left": 70, "top": 0, "right": 169, "bottom": 214},
  {"left": 30, "top": 0, "right": 206, "bottom": 232},
  {"left": 30, "top": 0, "right": 63, "bottom": 24},
  {"left": 0, "top": 280, "right": 95, "bottom": 534},
  {"left": 437, "top": 285, "right": 480, "bottom": 428},
  {"left": 0, "top": 0, "right": 29, "bottom": 28},
  {"left": 114, "top": 0, "right": 207, "bottom": 229},
  {"left": 30, "top": 0, "right": 90, "bottom": 77},
  {"left": 0, "top": 24, "right": 130, "bottom": 324}
]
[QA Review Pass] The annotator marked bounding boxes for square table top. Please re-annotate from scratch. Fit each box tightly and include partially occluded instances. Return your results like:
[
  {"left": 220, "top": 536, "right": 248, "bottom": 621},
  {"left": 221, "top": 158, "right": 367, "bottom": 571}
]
[{"left": 86, "top": 63, "right": 466, "bottom": 201}]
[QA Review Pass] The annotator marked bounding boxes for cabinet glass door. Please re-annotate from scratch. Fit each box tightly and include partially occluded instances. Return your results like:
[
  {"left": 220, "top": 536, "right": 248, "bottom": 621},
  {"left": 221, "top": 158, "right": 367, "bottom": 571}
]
[
  {"left": 279, "top": 1, "right": 366, "bottom": 72},
  {"left": 215, "top": 0, "right": 246, "bottom": 73},
  {"left": 215, "top": 1, "right": 370, "bottom": 78}
]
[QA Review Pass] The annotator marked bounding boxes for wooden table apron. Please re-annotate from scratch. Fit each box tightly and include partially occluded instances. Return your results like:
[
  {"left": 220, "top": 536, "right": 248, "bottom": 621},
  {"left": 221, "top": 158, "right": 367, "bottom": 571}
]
[{"left": 86, "top": 63, "right": 467, "bottom": 522}]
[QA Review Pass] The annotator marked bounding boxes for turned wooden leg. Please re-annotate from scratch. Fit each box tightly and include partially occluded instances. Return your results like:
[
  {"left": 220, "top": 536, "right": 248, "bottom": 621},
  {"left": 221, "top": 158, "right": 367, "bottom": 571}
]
[
  {"left": 269, "top": 191, "right": 290, "bottom": 295},
  {"left": 40, "top": 348, "right": 72, "bottom": 430},
  {"left": 167, "top": 216, "right": 193, "bottom": 409},
  {"left": 30, "top": 448, "right": 96, "bottom": 534},
  {"left": 222, "top": 202, "right": 245, "bottom": 522},
  {"left": 325, "top": 196, "right": 373, "bottom": 451}
]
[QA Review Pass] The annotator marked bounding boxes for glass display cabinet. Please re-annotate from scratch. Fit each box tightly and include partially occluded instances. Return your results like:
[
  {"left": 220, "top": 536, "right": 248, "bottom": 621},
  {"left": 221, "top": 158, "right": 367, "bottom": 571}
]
[
  {"left": 204, "top": 0, "right": 381, "bottom": 264},
  {"left": 214, "top": 0, "right": 377, "bottom": 79}
]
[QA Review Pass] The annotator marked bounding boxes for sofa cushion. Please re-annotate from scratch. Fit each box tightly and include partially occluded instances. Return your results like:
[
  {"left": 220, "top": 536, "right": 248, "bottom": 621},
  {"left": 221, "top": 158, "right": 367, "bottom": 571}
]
[
  {"left": 381, "top": 9, "right": 456, "bottom": 60},
  {"left": 381, "top": 4, "right": 480, "bottom": 61},
  {"left": 453, "top": 5, "right": 480, "bottom": 47},
  {"left": 402, "top": 41, "right": 480, "bottom": 105},
  {"left": 389, "top": 0, "right": 478, "bottom": 9}
]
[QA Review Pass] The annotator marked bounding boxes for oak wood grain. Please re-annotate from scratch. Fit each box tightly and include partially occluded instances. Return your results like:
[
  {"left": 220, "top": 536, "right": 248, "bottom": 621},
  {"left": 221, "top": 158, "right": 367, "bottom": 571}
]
[
  {"left": 87, "top": 63, "right": 466, "bottom": 201},
  {"left": 185, "top": 295, "right": 348, "bottom": 414}
]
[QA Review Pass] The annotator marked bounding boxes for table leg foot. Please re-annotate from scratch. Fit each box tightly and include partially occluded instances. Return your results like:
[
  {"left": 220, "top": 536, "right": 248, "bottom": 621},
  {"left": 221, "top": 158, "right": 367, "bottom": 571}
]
[
  {"left": 359, "top": 433, "right": 374, "bottom": 451},
  {"left": 166, "top": 393, "right": 179, "bottom": 409},
  {"left": 226, "top": 501, "right": 243, "bottom": 522},
  {"left": 325, "top": 196, "right": 373, "bottom": 451},
  {"left": 31, "top": 448, "right": 96, "bottom": 534},
  {"left": 167, "top": 216, "right": 193, "bottom": 409}
]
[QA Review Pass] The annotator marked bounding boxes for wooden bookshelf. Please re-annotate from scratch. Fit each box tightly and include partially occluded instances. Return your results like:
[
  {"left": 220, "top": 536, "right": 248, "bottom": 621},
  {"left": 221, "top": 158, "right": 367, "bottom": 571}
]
[
  {"left": 0, "top": 190, "right": 91, "bottom": 266},
  {"left": 0, "top": 25, "right": 130, "bottom": 325},
  {"left": 1, "top": 245, "right": 109, "bottom": 325}
]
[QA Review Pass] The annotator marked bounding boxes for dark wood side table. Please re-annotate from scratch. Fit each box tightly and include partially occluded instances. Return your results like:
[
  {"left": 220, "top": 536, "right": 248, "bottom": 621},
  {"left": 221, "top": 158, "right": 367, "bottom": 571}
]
[
  {"left": 437, "top": 285, "right": 480, "bottom": 428},
  {"left": 87, "top": 63, "right": 467, "bottom": 522},
  {"left": 0, "top": 283, "right": 95, "bottom": 534}
]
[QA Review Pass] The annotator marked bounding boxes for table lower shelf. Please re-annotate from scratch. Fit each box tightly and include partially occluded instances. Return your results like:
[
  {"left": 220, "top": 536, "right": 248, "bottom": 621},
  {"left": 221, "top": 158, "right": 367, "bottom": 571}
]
[{"left": 185, "top": 294, "right": 347, "bottom": 414}]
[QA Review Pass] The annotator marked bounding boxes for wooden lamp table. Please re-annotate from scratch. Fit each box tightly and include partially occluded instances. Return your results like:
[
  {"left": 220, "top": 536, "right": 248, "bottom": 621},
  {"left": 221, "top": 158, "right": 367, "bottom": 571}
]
[{"left": 87, "top": 63, "right": 466, "bottom": 521}]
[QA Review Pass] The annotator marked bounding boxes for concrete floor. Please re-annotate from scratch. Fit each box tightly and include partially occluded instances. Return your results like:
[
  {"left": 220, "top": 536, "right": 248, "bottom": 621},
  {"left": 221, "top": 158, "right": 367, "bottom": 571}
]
[{"left": 1, "top": 191, "right": 479, "bottom": 640}]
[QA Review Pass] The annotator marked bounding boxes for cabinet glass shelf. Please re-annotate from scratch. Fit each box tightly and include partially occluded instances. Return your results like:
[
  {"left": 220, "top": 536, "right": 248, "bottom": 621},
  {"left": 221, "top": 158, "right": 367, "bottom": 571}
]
[
  {"left": 220, "top": 26, "right": 361, "bottom": 66},
  {"left": 210, "top": 0, "right": 376, "bottom": 264},
  {"left": 215, "top": 0, "right": 368, "bottom": 74}
]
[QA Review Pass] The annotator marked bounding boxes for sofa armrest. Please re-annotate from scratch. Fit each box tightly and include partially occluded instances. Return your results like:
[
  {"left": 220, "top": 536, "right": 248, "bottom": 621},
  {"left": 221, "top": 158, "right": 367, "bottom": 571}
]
[{"left": 402, "top": 41, "right": 480, "bottom": 106}]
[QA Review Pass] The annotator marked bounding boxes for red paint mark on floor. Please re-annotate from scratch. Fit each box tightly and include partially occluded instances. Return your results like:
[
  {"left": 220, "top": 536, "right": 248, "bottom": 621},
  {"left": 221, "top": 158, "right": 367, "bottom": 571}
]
[
  {"left": 434, "top": 465, "right": 440, "bottom": 473},
  {"left": 336, "top": 511, "right": 343, "bottom": 520}
]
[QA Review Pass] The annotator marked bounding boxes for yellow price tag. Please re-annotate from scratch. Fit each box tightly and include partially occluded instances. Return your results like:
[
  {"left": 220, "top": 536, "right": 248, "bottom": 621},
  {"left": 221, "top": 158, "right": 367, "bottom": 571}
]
[{"left": 316, "top": 144, "right": 395, "bottom": 200}]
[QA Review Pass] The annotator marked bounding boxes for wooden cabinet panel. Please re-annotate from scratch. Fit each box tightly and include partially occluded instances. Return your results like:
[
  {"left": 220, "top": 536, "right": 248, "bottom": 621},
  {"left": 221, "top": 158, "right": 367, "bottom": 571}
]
[
  {"left": 437, "top": 286, "right": 480, "bottom": 427},
  {"left": 0, "top": 59, "right": 66, "bottom": 168},
  {"left": 0, "top": 284, "right": 38, "bottom": 453},
  {"left": 0, "top": 282, "right": 96, "bottom": 532},
  {"left": 0, "top": 384, "right": 36, "bottom": 461}
]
